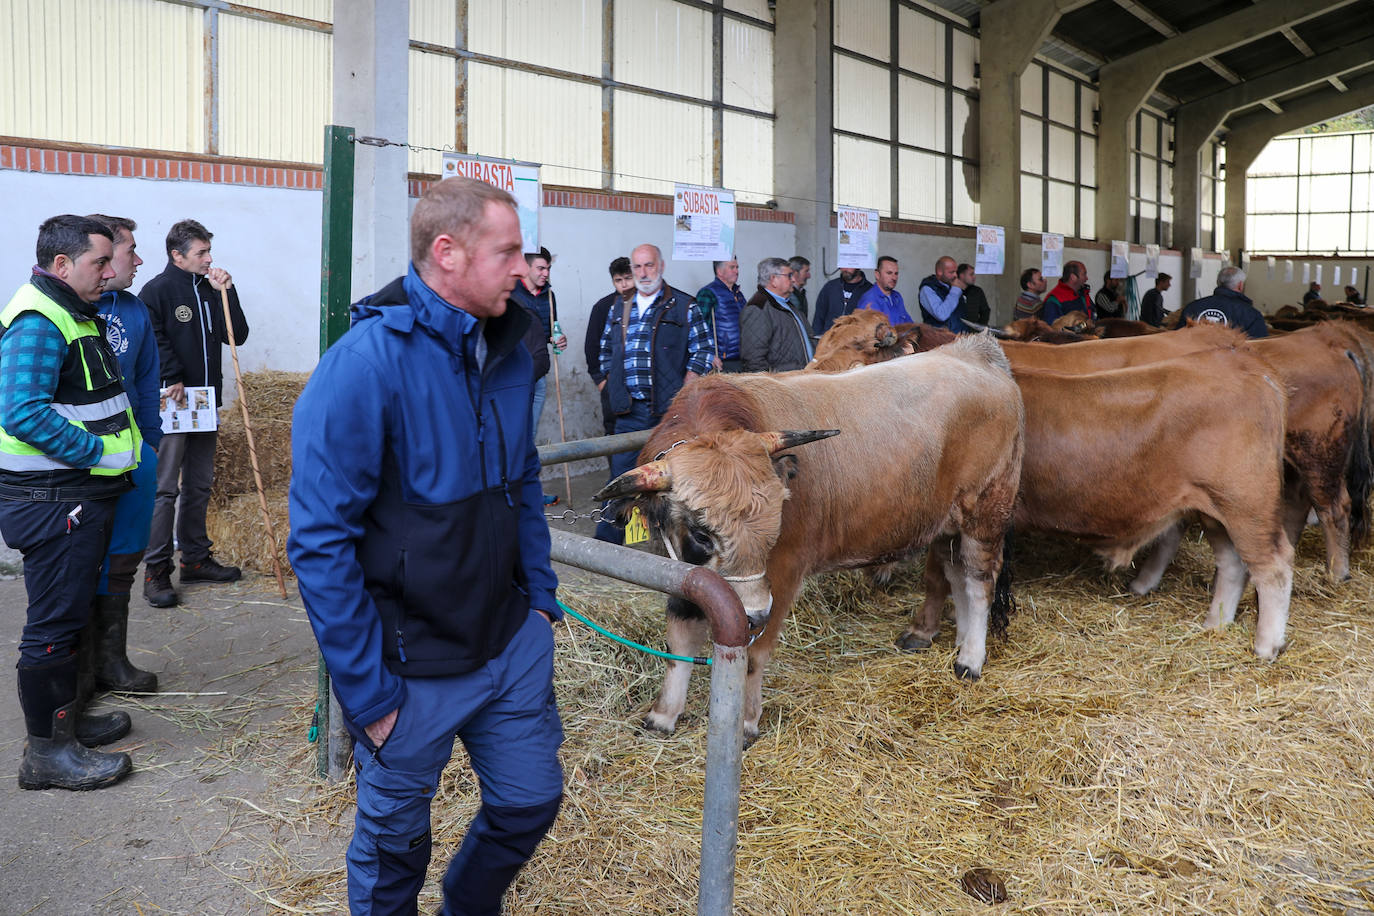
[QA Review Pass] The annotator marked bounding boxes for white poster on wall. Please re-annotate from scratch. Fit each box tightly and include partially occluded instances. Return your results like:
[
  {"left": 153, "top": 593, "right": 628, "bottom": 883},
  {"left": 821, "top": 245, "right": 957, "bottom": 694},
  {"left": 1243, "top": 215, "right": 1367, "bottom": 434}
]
[
  {"left": 1285, "top": 260, "right": 1294, "bottom": 283},
  {"left": 1268, "top": 256, "right": 1276, "bottom": 280},
  {"left": 1189, "top": 248, "right": 1204, "bottom": 279},
  {"left": 1303, "top": 263, "right": 1311, "bottom": 284},
  {"left": 1334, "top": 265, "right": 1342, "bottom": 285},
  {"left": 1145, "top": 244, "right": 1160, "bottom": 278},
  {"left": 1041, "top": 233, "right": 1064, "bottom": 278},
  {"left": 441, "top": 153, "right": 541, "bottom": 252},
  {"left": 671, "top": 184, "right": 736, "bottom": 261},
  {"left": 975, "top": 224, "right": 1005, "bottom": 275},
  {"left": 1110, "top": 240, "right": 1129, "bottom": 279},
  {"left": 1352, "top": 267, "right": 1361, "bottom": 291},
  {"left": 836, "top": 206, "right": 879, "bottom": 269},
  {"left": 1316, "top": 263, "right": 1324, "bottom": 284}
]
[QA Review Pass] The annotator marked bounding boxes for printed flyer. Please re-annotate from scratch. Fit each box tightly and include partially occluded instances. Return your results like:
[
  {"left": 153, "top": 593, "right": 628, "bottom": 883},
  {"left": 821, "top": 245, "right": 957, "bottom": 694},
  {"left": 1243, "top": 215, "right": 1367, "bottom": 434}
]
[
  {"left": 836, "top": 206, "right": 879, "bottom": 269},
  {"left": 442, "top": 153, "right": 541, "bottom": 253},
  {"left": 160, "top": 385, "right": 217, "bottom": 435},
  {"left": 672, "top": 184, "right": 736, "bottom": 261}
]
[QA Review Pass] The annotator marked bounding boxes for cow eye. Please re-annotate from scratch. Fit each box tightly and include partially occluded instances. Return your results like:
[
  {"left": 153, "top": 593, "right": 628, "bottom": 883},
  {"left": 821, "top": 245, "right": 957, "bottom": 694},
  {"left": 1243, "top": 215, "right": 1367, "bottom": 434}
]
[{"left": 688, "top": 526, "right": 714, "bottom": 552}]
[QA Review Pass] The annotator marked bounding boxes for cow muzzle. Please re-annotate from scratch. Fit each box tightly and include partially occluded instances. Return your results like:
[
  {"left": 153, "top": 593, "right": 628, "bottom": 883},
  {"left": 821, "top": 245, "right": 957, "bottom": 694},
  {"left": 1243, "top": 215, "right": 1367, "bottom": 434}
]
[{"left": 723, "top": 570, "right": 772, "bottom": 629}]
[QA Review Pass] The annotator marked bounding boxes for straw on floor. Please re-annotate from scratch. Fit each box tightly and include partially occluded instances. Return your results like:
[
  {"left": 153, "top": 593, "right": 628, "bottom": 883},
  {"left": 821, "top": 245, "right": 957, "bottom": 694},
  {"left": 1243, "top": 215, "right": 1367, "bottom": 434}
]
[{"left": 218, "top": 521, "right": 1374, "bottom": 914}]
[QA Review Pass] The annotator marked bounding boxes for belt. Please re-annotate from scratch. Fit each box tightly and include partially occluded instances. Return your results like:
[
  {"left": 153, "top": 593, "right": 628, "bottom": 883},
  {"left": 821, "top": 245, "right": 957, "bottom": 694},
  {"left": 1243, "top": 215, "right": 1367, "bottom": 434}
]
[{"left": 0, "top": 476, "right": 130, "bottom": 502}]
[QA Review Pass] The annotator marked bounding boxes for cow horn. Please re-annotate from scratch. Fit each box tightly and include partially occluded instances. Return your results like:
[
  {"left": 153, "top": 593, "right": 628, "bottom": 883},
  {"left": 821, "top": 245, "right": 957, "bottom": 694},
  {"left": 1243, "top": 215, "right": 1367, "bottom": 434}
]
[
  {"left": 760, "top": 429, "right": 842, "bottom": 454},
  {"left": 961, "top": 318, "right": 1013, "bottom": 339},
  {"left": 595, "top": 460, "right": 673, "bottom": 500}
]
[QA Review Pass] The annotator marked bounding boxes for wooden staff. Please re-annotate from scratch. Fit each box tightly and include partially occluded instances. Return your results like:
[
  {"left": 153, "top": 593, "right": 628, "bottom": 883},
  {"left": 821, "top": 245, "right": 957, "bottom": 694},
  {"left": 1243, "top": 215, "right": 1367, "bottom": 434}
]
[
  {"left": 219, "top": 286, "right": 288, "bottom": 598},
  {"left": 548, "top": 289, "right": 573, "bottom": 506}
]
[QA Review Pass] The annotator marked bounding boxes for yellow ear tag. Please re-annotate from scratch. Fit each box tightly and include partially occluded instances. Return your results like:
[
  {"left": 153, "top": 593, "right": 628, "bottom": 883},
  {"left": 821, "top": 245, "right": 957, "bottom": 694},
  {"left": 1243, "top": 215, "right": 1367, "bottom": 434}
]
[{"left": 624, "top": 506, "right": 650, "bottom": 545}]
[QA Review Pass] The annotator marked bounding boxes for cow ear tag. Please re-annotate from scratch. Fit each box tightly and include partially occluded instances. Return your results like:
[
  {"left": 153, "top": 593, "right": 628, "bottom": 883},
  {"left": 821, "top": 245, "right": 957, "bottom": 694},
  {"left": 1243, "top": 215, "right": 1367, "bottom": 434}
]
[{"left": 624, "top": 506, "right": 651, "bottom": 545}]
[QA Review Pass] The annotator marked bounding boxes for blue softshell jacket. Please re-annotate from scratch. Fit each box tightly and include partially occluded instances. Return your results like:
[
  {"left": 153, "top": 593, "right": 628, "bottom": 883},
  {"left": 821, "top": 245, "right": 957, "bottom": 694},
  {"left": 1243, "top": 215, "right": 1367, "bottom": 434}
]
[
  {"left": 97, "top": 290, "right": 164, "bottom": 449},
  {"left": 287, "top": 267, "right": 560, "bottom": 728}
]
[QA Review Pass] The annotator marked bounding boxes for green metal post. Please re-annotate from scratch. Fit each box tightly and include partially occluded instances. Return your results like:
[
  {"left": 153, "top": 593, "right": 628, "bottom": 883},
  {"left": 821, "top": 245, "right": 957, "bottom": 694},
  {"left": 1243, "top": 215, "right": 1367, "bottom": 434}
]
[{"left": 316, "top": 124, "right": 355, "bottom": 779}]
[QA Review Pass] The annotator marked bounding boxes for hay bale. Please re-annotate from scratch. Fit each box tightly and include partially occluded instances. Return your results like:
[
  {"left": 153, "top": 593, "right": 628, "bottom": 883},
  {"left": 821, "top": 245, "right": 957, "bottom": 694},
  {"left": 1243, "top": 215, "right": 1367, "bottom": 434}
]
[
  {"left": 206, "top": 491, "right": 291, "bottom": 578},
  {"left": 212, "top": 370, "right": 308, "bottom": 504}
]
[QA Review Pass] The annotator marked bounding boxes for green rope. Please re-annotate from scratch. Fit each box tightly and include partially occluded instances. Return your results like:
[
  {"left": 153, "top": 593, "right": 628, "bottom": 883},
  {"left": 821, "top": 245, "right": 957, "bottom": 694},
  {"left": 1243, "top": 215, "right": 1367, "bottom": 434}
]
[{"left": 556, "top": 598, "right": 711, "bottom": 666}]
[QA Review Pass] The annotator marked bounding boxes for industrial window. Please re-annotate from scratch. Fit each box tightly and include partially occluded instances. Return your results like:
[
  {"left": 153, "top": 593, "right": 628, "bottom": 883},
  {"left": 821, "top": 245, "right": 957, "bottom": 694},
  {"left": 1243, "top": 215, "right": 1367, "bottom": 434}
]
[
  {"left": 1247, "top": 131, "right": 1374, "bottom": 256},
  {"left": 1128, "top": 108, "right": 1173, "bottom": 248},
  {"left": 832, "top": 2, "right": 980, "bottom": 226},
  {"left": 1019, "top": 60, "right": 1099, "bottom": 239},
  {"left": 1199, "top": 139, "right": 1225, "bottom": 252}
]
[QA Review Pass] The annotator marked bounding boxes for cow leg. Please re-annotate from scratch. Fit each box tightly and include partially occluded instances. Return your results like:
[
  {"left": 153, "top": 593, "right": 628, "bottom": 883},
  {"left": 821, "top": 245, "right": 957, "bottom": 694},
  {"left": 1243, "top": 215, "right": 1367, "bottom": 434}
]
[
  {"left": 1249, "top": 557, "right": 1294, "bottom": 661},
  {"left": 741, "top": 567, "right": 804, "bottom": 745},
  {"left": 1310, "top": 488, "right": 1352, "bottom": 583},
  {"left": 1201, "top": 519, "right": 1249, "bottom": 629},
  {"left": 898, "top": 546, "right": 950, "bottom": 651},
  {"left": 644, "top": 599, "right": 709, "bottom": 735},
  {"left": 1129, "top": 522, "right": 1183, "bottom": 595},
  {"left": 1224, "top": 523, "right": 1296, "bottom": 662},
  {"left": 950, "top": 535, "right": 1000, "bottom": 681}
]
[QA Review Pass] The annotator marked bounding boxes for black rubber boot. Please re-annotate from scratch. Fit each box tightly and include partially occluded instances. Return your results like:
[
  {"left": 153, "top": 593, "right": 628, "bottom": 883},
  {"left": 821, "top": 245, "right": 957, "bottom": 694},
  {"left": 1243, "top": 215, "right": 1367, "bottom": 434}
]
[
  {"left": 74, "top": 615, "right": 132, "bottom": 747},
  {"left": 93, "top": 593, "right": 158, "bottom": 694},
  {"left": 143, "top": 562, "right": 178, "bottom": 607},
  {"left": 17, "top": 660, "right": 132, "bottom": 791}
]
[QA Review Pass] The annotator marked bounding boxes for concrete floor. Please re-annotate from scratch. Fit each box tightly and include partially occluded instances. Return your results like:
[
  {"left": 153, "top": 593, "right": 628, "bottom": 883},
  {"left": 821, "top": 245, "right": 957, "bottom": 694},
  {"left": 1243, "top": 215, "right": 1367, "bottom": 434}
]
[{"left": 0, "top": 468, "right": 614, "bottom": 914}]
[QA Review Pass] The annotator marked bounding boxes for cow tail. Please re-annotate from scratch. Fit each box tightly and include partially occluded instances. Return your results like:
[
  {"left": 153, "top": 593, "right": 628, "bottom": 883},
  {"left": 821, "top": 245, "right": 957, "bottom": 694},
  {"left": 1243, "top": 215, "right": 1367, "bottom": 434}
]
[
  {"left": 1345, "top": 349, "right": 1374, "bottom": 550},
  {"left": 989, "top": 527, "right": 1016, "bottom": 640}
]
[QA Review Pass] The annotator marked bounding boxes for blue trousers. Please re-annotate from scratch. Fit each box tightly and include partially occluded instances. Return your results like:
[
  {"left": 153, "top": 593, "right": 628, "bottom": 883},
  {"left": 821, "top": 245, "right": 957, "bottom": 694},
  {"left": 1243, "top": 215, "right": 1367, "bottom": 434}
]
[
  {"left": 594, "top": 398, "right": 658, "bottom": 545},
  {"left": 0, "top": 496, "right": 117, "bottom": 663},
  {"left": 530, "top": 376, "right": 547, "bottom": 443},
  {"left": 98, "top": 440, "right": 157, "bottom": 595},
  {"left": 345, "top": 609, "right": 564, "bottom": 915}
]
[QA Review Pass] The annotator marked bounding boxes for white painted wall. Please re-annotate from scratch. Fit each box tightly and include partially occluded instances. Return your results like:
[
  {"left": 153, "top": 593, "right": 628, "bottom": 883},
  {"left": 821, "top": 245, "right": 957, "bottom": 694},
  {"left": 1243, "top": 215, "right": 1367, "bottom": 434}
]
[
  {"left": 0, "top": 169, "right": 324, "bottom": 398},
  {"left": 1241, "top": 257, "right": 1374, "bottom": 314}
]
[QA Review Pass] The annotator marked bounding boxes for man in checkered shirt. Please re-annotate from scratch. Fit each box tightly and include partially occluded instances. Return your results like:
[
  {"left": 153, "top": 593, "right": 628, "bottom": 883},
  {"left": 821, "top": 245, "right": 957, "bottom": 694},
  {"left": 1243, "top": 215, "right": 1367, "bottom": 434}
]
[{"left": 594, "top": 243, "right": 713, "bottom": 544}]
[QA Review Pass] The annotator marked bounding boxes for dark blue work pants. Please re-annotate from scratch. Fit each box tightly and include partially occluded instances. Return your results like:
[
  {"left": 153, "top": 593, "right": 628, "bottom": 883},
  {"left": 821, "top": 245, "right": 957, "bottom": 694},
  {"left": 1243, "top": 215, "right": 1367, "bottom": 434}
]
[
  {"left": 0, "top": 496, "right": 117, "bottom": 663},
  {"left": 343, "top": 608, "right": 564, "bottom": 915}
]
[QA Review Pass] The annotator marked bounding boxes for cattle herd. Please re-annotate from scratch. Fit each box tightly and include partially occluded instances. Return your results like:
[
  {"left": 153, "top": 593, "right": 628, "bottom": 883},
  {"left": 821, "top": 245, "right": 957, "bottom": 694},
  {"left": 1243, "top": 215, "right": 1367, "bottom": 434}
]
[{"left": 596, "top": 305, "right": 1374, "bottom": 742}]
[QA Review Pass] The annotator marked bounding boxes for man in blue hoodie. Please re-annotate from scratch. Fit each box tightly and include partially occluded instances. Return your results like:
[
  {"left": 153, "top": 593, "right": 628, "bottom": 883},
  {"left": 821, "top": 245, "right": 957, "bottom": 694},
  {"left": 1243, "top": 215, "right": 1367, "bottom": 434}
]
[
  {"left": 88, "top": 215, "right": 162, "bottom": 696},
  {"left": 289, "top": 177, "right": 563, "bottom": 916}
]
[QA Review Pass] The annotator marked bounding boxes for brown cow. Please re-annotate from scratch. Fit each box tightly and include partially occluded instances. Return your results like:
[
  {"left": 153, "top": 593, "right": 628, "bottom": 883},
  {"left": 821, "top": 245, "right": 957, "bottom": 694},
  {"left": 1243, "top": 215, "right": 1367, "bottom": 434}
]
[
  {"left": 910, "top": 347, "right": 1295, "bottom": 661},
  {"left": 598, "top": 334, "right": 1025, "bottom": 741},
  {"left": 806, "top": 309, "right": 902, "bottom": 372},
  {"left": 1001, "top": 324, "right": 1373, "bottom": 584}
]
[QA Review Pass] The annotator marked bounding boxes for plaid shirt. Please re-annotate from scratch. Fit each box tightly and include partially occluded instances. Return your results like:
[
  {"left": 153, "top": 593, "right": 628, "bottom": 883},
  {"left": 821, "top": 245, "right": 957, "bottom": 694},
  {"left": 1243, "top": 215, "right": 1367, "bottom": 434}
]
[
  {"left": 0, "top": 310, "right": 103, "bottom": 467},
  {"left": 600, "top": 285, "right": 714, "bottom": 402}
]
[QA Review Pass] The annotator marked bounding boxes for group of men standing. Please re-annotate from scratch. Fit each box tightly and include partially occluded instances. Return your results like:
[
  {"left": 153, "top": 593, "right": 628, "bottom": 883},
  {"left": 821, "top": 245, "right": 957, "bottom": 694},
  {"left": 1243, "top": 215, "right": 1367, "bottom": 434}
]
[{"left": 3, "top": 214, "right": 248, "bottom": 793}]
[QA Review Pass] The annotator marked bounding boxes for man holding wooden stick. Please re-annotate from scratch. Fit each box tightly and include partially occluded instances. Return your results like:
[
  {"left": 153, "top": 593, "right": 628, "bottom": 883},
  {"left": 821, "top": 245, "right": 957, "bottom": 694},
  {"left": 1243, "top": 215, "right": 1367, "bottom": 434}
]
[
  {"left": 289, "top": 177, "right": 564, "bottom": 915},
  {"left": 139, "top": 219, "right": 250, "bottom": 606}
]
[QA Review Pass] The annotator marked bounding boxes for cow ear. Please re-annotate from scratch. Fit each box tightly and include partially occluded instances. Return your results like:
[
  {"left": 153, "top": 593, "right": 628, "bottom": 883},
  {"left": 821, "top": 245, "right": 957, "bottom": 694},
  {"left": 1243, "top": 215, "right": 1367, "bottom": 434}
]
[
  {"left": 595, "top": 460, "right": 673, "bottom": 500},
  {"left": 760, "top": 429, "right": 842, "bottom": 453},
  {"left": 772, "top": 454, "right": 800, "bottom": 482}
]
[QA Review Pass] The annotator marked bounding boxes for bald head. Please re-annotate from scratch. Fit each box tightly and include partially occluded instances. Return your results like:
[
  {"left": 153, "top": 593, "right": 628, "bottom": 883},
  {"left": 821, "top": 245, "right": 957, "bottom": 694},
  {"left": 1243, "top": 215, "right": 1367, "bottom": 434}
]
[
  {"left": 935, "top": 256, "right": 957, "bottom": 285},
  {"left": 631, "top": 243, "right": 664, "bottom": 296}
]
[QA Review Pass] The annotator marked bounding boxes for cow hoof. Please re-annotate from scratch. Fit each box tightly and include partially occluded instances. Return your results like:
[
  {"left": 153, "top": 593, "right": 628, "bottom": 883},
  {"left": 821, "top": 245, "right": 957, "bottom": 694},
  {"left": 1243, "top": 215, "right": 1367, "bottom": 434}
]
[
  {"left": 953, "top": 661, "right": 981, "bottom": 682},
  {"left": 641, "top": 714, "right": 676, "bottom": 736},
  {"left": 895, "top": 632, "right": 933, "bottom": 652},
  {"left": 1254, "top": 641, "right": 1288, "bottom": 662},
  {"left": 1128, "top": 579, "right": 1154, "bottom": 597},
  {"left": 742, "top": 729, "right": 760, "bottom": 750}
]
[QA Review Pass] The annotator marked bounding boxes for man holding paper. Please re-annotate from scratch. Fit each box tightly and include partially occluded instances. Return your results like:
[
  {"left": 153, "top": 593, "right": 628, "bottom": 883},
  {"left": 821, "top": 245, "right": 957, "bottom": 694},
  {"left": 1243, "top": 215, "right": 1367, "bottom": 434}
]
[{"left": 141, "top": 219, "right": 250, "bottom": 606}]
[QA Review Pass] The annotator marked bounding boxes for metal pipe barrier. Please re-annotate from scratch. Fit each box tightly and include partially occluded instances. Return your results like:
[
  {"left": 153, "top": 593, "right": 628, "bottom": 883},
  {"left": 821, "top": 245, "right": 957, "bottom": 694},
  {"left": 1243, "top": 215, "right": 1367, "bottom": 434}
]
[
  {"left": 548, "top": 528, "right": 748, "bottom": 916},
  {"left": 537, "top": 428, "right": 653, "bottom": 466}
]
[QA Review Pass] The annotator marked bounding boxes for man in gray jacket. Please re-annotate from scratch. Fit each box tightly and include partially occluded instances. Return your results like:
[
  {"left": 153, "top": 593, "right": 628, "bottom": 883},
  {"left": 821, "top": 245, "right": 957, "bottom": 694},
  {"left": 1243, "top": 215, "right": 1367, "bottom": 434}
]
[{"left": 741, "top": 258, "right": 813, "bottom": 372}]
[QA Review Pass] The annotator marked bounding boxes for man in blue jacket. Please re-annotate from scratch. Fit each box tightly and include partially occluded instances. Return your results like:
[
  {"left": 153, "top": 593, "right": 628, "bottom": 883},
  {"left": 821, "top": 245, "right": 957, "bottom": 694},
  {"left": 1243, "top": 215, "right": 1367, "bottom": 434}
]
[
  {"left": 1176, "top": 266, "right": 1268, "bottom": 338},
  {"left": 89, "top": 215, "right": 162, "bottom": 695},
  {"left": 696, "top": 257, "right": 744, "bottom": 372},
  {"left": 917, "top": 256, "right": 969, "bottom": 332},
  {"left": 288, "top": 177, "right": 564, "bottom": 915}
]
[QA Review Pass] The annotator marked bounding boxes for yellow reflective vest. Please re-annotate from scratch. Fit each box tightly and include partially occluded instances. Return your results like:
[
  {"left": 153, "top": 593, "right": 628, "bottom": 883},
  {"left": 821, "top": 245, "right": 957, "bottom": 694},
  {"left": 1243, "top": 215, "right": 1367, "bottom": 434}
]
[{"left": 0, "top": 283, "right": 140, "bottom": 477}]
